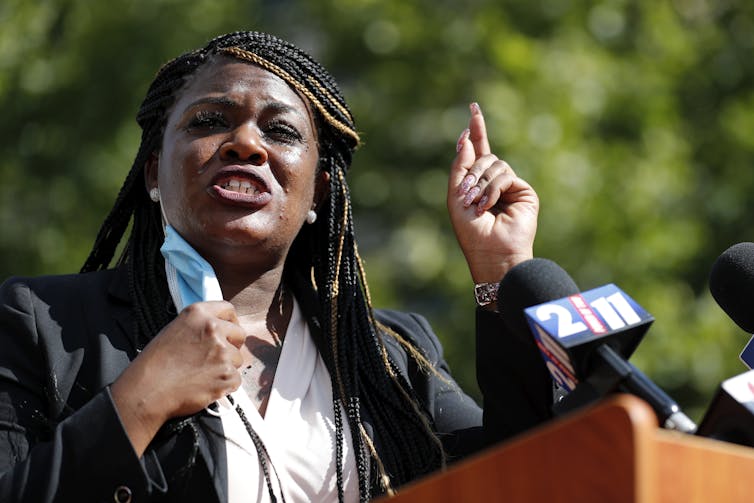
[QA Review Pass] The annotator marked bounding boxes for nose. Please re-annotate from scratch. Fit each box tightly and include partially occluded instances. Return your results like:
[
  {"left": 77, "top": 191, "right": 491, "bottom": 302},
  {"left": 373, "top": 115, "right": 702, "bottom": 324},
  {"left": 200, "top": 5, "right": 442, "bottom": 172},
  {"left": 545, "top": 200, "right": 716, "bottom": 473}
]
[{"left": 219, "top": 123, "right": 268, "bottom": 165}]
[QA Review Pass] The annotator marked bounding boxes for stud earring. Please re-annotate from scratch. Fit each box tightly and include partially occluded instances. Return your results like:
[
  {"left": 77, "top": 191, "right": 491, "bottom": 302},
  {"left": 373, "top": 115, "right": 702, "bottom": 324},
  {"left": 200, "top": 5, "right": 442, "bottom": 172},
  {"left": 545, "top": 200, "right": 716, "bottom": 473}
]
[
  {"left": 149, "top": 187, "right": 160, "bottom": 202},
  {"left": 306, "top": 209, "right": 317, "bottom": 224}
]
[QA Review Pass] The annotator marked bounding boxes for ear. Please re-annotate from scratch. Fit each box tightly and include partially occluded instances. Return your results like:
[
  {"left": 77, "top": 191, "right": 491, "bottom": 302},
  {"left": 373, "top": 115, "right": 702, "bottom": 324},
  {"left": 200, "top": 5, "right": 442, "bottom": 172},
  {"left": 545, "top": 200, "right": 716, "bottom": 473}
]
[
  {"left": 313, "top": 170, "right": 331, "bottom": 210},
  {"left": 144, "top": 153, "right": 160, "bottom": 192}
]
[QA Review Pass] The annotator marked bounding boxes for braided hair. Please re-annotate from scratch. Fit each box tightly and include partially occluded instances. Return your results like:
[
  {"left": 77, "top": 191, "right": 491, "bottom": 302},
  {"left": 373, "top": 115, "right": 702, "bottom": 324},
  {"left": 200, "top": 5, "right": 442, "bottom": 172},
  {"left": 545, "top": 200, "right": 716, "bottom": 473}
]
[{"left": 81, "top": 31, "right": 444, "bottom": 499}]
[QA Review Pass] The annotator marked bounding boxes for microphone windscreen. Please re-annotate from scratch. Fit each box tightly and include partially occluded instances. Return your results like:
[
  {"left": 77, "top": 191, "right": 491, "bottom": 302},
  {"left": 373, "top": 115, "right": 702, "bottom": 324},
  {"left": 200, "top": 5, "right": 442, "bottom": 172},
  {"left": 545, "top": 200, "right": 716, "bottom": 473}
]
[
  {"left": 709, "top": 242, "right": 754, "bottom": 333},
  {"left": 497, "top": 258, "right": 580, "bottom": 340}
]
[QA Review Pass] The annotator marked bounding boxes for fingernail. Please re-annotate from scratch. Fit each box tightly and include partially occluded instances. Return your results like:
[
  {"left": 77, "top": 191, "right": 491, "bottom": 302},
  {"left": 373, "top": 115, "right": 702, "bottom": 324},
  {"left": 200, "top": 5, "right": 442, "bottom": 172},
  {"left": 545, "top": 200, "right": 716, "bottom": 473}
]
[
  {"left": 477, "top": 195, "right": 489, "bottom": 213},
  {"left": 460, "top": 174, "right": 476, "bottom": 195},
  {"left": 470, "top": 102, "right": 481, "bottom": 115},
  {"left": 463, "top": 186, "right": 480, "bottom": 207},
  {"left": 456, "top": 128, "right": 470, "bottom": 152}
]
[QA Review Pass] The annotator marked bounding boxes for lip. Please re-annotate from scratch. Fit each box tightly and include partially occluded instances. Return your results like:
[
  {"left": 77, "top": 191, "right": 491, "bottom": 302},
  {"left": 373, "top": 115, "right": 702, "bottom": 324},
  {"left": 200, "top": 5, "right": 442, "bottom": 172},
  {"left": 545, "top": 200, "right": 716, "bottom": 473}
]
[{"left": 208, "top": 165, "right": 274, "bottom": 208}]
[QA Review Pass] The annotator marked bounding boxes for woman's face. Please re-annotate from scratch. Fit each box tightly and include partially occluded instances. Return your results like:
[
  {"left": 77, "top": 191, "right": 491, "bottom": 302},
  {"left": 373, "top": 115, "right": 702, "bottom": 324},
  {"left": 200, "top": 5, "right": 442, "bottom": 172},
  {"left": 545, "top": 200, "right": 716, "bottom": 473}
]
[{"left": 147, "top": 57, "right": 325, "bottom": 268}]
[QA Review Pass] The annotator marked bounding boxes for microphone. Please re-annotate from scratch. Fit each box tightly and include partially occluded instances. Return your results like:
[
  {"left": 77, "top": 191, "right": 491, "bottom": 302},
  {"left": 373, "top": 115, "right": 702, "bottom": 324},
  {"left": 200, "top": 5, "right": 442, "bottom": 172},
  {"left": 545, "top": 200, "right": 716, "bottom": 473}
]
[
  {"left": 496, "top": 258, "right": 584, "bottom": 405},
  {"left": 497, "top": 258, "right": 581, "bottom": 343},
  {"left": 709, "top": 242, "right": 754, "bottom": 367},
  {"left": 696, "top": 369, "right": 754, "bottom": 447},
  {"left": 500, "top": 259, "right": 697, "bottom": 433}
]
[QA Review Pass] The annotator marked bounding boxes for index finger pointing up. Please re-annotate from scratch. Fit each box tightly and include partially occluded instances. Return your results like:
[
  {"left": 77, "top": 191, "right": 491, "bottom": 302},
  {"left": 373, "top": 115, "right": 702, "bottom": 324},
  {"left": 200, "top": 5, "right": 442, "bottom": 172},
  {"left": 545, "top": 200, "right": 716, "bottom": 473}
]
[{"left": 468, "top": 102, "right": 491, "bottom": 158}]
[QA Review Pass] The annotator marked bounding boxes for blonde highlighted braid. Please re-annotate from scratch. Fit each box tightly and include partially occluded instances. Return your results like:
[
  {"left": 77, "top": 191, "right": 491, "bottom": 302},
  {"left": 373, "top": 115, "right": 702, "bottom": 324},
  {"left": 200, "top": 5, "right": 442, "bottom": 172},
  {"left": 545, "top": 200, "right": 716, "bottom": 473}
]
[{"left": 82, "top": 31, "right": 445, "bottom": 501}]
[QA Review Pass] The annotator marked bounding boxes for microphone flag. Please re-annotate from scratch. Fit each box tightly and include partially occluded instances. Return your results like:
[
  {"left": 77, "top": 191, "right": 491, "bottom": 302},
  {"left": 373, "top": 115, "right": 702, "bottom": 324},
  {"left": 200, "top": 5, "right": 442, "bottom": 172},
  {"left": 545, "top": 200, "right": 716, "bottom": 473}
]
[
  {"left": 523, "top": 284, "right": 653, "bottom": 392},
  {"left": 697, "top": 369, "right": 754, "bottom": 447}
]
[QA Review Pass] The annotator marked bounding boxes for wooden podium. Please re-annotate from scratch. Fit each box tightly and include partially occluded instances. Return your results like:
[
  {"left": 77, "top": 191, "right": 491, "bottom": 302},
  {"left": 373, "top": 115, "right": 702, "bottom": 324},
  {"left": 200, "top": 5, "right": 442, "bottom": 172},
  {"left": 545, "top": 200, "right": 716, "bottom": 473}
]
[{"left": 377, "top": 395, "right": 754, "bottom": 502}]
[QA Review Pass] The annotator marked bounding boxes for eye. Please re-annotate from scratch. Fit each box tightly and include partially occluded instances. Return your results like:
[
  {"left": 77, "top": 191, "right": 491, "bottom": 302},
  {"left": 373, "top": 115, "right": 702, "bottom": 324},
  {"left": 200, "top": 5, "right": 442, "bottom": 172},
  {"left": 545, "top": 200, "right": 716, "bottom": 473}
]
[
  {"left": 264, "top": 120, "right": 303, "bottom": 144},
  {"left": 186, "top": 110, "right": 228, "bottom": 131}
]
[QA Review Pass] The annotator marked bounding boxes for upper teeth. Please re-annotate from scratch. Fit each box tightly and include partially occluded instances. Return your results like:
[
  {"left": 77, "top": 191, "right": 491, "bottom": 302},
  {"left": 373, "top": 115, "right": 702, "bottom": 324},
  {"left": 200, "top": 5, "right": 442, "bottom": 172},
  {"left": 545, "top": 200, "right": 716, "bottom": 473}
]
[{"left": 223, "top": 179, "right": 259, "bottom": 194}]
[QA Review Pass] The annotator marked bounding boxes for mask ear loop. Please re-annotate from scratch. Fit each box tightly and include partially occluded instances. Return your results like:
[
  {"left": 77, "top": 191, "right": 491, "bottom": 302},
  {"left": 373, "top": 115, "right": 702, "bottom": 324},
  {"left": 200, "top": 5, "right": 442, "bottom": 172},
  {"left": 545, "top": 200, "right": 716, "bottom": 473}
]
[
  {"left": 205, "top": 393, "right": 238, "bottom": 417},
  {"left": 157, "top": 190, "right": 170, "bottom": 237},
  {"left": 152, "top": 158, "right": 185, "bottom": 314}
]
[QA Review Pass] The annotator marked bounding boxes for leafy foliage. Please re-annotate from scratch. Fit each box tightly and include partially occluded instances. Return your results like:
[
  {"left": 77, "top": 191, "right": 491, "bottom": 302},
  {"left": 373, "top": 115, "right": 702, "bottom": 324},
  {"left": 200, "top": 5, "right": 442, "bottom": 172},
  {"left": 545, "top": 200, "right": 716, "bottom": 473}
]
[{"left": 2, "top": 0, "right": 754, "bottom": 419}]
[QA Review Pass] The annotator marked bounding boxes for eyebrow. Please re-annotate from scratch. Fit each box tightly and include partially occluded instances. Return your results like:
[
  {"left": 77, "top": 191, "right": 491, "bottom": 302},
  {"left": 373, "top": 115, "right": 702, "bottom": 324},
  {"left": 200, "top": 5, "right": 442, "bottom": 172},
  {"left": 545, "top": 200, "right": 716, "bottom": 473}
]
[
  {"left": 183, "top": 96, "right": 240, "bottom": 111},
  {"left": 183, "top": 96, "right": 306, "bottom": 120}
]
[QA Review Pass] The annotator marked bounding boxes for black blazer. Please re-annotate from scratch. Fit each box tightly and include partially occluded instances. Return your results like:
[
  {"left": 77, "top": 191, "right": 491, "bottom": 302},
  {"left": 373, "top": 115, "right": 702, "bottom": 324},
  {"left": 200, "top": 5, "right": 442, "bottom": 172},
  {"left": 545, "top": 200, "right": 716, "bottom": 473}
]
[{"left": 0, "top": 268, "right": 552, "bottom": 502}]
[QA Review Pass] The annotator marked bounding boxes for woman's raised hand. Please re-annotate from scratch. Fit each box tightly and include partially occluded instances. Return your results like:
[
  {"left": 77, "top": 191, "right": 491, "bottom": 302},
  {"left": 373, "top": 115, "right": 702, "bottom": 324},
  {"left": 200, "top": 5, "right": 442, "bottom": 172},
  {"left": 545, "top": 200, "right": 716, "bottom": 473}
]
[{"left": 447, "top": 103, "right": 539, "bottom": 285}]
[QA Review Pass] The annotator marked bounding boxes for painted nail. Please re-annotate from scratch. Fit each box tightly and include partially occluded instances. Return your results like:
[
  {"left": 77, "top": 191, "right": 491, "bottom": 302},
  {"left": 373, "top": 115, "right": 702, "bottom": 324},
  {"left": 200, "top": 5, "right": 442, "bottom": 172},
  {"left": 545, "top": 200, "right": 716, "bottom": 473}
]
[
  {"left": 463, "top": 186, "right": 481, "bottom": 207},
  {"left": 460, "top": 174, "right": 476, "bottom": 195},
  {"left": 456, "top": 128, "right": 470, "bottom": 152},
  {"left": 476, "top": 195, "right": 489, "bottom": 214},
  {"left": 470, "top": 102, "right": 481, "bottom": 115}
]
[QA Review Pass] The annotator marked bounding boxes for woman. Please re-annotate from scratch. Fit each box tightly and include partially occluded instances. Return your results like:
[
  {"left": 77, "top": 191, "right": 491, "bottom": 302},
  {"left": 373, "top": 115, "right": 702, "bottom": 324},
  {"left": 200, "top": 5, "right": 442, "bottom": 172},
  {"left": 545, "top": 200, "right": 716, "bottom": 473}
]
[{"left": 0, "top": 31, "right": 552, "bottom": 502}]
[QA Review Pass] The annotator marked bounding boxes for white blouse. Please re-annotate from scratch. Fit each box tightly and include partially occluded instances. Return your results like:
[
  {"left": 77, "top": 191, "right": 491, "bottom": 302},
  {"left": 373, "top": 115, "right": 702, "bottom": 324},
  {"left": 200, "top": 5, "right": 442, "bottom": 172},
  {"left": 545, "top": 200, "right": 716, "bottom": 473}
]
[{"left": 218, "top": 299, "right": 360, "bottom": 503}]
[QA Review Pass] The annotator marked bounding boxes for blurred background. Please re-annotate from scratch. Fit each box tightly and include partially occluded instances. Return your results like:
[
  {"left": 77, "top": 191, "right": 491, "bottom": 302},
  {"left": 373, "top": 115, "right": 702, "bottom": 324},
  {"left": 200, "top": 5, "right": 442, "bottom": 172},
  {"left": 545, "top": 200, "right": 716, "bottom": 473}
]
[{"left": 2, "top": 0, "right": 754, "bottom": 420}]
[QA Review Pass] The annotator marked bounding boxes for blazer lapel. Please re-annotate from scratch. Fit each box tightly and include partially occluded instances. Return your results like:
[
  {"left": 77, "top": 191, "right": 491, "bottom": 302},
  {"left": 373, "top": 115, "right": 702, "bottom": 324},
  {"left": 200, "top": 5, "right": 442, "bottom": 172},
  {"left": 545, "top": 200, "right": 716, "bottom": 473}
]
[
  {"left": 196, "top": 412, "right": 229, "bottom": 503},
  {"left": 106, "top": 266, "right": 141, "bottom": 355}
]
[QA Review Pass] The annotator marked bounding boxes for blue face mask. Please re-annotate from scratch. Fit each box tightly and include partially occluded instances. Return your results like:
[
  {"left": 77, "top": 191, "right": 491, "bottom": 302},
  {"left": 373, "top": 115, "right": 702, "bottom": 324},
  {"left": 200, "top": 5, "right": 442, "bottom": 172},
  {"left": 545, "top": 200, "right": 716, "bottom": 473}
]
[
  {"left": 160, "top": 224, "right": 223, "bottom": 311},
  {"left": 160, "top": 224, "right": 236, "bottom": 415}
]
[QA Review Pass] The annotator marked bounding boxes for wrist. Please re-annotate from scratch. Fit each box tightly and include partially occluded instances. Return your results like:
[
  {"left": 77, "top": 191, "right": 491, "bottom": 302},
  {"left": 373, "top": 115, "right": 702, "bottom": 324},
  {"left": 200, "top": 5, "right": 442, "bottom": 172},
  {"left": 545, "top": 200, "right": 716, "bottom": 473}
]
[
  {"left": 111, "top": 364, "right": 169, "bottom": 456},
  {"left": 468, "top": 251, "right": 533, "bottom": 284}
]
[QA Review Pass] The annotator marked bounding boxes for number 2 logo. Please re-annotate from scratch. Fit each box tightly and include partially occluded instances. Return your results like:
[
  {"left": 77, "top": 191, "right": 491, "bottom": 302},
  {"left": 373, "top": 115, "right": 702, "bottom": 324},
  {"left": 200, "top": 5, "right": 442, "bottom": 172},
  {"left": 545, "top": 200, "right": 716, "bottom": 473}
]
[{"left": 535, "top": 304, "right": 587, "bottom": 338}]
